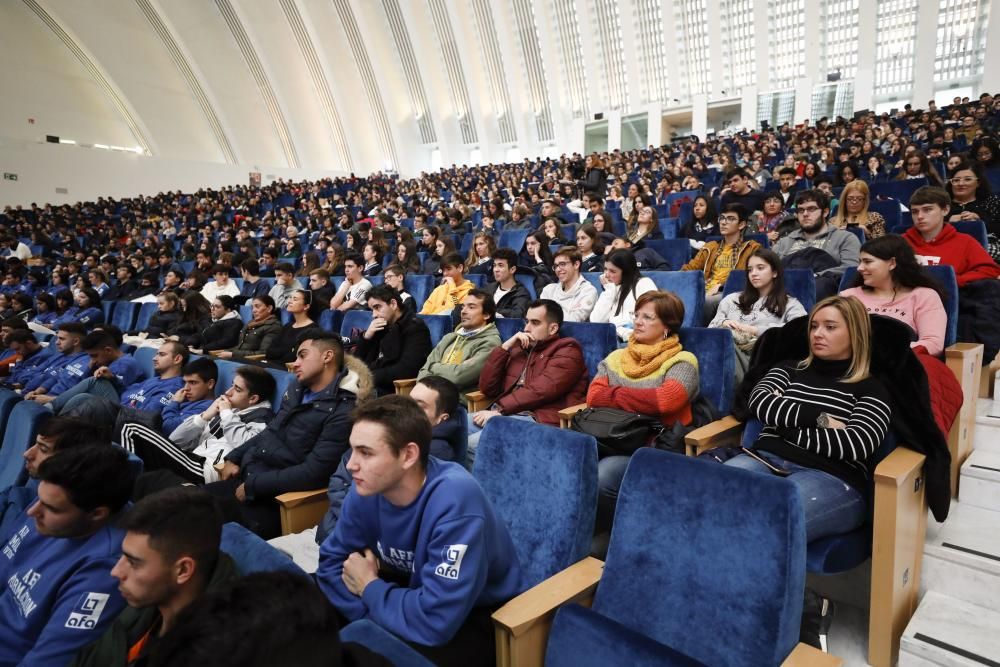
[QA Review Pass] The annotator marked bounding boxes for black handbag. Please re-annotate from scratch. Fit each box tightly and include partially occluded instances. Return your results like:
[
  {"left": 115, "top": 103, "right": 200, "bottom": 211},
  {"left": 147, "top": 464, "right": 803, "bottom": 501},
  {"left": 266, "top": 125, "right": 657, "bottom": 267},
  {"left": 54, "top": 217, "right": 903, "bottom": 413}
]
[{"left": 571, "top": 407, "right": 663, "bottom": 457}]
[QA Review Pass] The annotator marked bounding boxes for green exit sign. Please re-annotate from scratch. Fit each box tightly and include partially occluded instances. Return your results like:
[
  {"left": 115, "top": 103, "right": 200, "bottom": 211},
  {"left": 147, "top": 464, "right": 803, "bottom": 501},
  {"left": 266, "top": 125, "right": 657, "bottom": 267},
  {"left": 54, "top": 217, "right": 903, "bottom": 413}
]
[{"left": 2, "top": 173, "right": 17, "bottom": 181}]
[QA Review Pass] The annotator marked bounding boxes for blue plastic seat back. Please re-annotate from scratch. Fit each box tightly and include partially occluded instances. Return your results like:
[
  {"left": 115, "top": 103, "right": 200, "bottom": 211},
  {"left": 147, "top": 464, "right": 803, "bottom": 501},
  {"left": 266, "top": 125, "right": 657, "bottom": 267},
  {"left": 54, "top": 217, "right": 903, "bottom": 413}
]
[
  {"left": 0, "top": 401, "right": 49, "bottom": 488},
  {"left": 586, "top": 449, "right": 804, "bottom": 666},
  {"left": 474, "top": 417, "right": 598, "bottom": 588},
  {"left": 561, "top": 322, "right": 618, "bottom": 380},
  {"left": 645, "top": 271, "right": 705, "bottom": 327},
  {"left": 134, "top": 303, "right": 159, "bottom": 333},
  {"left": 133, "top": 347, "right": 157, "bottom": 378},
  {"left": 677, "top": 327, "right": 735, "bottom": 414},
  {"left": 417, "top": 315, "right": 454, "bottom": 347}
]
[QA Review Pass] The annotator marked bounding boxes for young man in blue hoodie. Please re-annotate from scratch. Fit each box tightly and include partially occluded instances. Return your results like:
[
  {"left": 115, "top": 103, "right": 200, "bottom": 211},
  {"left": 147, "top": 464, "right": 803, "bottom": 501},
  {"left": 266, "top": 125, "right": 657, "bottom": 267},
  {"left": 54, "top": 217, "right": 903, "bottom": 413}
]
[
  {"left": 58, "top": 341, "right": 188, "bottom": 430},
  {"left": 48, "top": 331, "right": 145, "bottom": 414},
  {"left": 0, "top": 445, "right": 136, "bottom": 666},
  {"left": 3, "top": 329, "right": 56, "bottom": 388},
  {"left": 317, "top": 395, "right": 523, "bottom": 666},
  {"left": 23, "top": 322, "right": 91, "bottom": 402}
]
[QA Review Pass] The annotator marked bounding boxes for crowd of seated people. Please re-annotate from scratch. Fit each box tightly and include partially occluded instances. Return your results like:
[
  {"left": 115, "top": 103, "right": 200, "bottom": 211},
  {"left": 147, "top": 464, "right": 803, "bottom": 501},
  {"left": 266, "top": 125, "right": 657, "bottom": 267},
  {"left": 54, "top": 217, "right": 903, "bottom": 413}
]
[{"left": 0, "top": 94, "right": 998, "bottom": 664}]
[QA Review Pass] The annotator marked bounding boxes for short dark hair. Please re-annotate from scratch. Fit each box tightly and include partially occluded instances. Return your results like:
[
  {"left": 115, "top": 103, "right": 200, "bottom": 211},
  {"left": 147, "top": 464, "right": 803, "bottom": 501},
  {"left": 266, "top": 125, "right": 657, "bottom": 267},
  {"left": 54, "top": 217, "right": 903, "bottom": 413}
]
[
  {"left": 527, "top": 298, "right": 564, "bottom": 327},
  {"left": 211, "top": 264, "right": 230, "bottom": 275},
  {"left": 240, "top": 259, "right": 260, "bottom": 276},
  {"left": 82, "top": 331, "right": 118, "bottom": 351},
  {"left": 466, "top": 288, "right": 496, "bottom": 323},
  {"left": 274, "top": 262, "right": 295, "bottom": 275},
  {"left": 235, "top": 366, "right": 277, "bottom": 404},
  {"left": 182, "top": 357, "right": 218, "bottom": 384},
  {"left": 92, "top": 323, "right": 124, "bottom": 347},
  {"left": 6, "top": 330, "right": 38, "bottom": 346},
  {"left": 57, "top": 322, "right": 87, "bottom": 337},
  {"left": 1, "top": 318, "right": 28, "bottom": 331},
  {"left": 343, "top": 252, "right": 363, "bottom": 267},
  {"left": 298, "top": 331, "right": 344, "bottom": 370},
  {"left": 415, "top": 376, "right": 459, "bottom": 419},
  {"left": 352, "top": 395, "right": 433, "bottom": 466},
  {"left": 36, "top": 445, "right": 134, "bottom": 513},
  {"left": 366, "top": 284, "right": 403, "bottom": 308},
  {"left": 778, "top": 167, "right": 798, "bottom": 177},
  {"left": 148, "top": 572, "right": 343, "bottom": 667},
  {"left": 119, "top": 487, "right": 223, "bottom": 581},
  {"left": 36, "top": 415, "right": 110, "bottom": 449},
  {"left": 161, "top": 340, "right": 190, "bottom": 368},
  {"left": 795, "top": 188, "right": 830, "bottom": 212},
  {"left": 719, "top": 203, "right": 749, "bottom": 222},
  {"left": 492, "top": 247, "right": 518, "bottom": 268},
  {"left": 440, "top": 253, "right": 465, "bottom": 270},
  {"left": 725, "top": 167, "right": 750, "bottom": 181}
]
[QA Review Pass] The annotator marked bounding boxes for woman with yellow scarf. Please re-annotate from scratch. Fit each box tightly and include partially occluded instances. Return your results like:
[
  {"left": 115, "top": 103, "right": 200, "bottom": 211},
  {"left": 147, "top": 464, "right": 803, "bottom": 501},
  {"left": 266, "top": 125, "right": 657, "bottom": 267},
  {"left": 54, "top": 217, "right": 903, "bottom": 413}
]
[{"left": 586, "top": 290, "right": 700, "bottom": 532}]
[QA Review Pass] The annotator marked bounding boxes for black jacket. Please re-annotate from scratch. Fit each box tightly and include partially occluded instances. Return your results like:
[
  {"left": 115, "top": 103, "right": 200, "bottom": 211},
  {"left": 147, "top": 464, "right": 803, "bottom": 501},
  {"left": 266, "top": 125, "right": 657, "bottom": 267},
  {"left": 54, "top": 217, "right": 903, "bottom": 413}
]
[
  {"left": 354, "top": 311, "right": 432, "bottom": 395},
  {"left": 185, "top": 314, "right": 244, "bottom": 351},
  {"left": 485, "top": 281, "right": 532, "bottom": 319},
  {"left": 226, "top": 355, "right": 374, "bottom": 499},
  {"left": 737, "top": 314, "right": 951, "bottom": 522},
  {"left": 134, "top": 309, "right": 181, "bottom": 337}
]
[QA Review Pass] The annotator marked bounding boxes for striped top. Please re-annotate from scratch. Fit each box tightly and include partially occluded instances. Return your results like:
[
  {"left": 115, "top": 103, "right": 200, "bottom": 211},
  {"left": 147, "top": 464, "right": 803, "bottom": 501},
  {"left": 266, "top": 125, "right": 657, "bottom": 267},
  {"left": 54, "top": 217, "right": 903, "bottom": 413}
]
[{"left": 749, "top": 358, "right": 892, "bottom": 492}]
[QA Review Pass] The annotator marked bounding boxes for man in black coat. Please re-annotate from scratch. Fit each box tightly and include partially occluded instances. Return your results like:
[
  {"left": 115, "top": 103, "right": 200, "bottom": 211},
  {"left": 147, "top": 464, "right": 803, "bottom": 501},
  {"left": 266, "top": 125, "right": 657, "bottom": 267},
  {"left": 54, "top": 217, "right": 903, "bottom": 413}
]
[
  {"left": 484, "top": 248, "right": 532, "bottom": 319},
  {"left": 207, "top": 332, "right": 373, "bottom": 538},
  {"left": 354, "top": 284, "right": 433, "bottom": 396}
]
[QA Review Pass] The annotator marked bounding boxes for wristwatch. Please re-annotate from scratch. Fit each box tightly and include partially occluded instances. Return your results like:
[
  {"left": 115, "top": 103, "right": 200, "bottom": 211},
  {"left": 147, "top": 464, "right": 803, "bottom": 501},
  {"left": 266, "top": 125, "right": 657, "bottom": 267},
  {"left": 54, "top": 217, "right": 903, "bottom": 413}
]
[{"left": 817, "top": 412, "right": 831, "bottom": 428}]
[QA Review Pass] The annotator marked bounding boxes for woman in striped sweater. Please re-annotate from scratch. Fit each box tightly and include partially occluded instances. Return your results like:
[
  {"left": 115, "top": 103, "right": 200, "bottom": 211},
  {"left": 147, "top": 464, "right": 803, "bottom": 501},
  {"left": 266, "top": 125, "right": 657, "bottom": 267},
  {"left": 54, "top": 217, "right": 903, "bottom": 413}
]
[
  {"left": 725, "top": 295, "right": 892, "bottom": 541},
  {"left": 587, "top": 290, "right": 700, "bottom": 531}
]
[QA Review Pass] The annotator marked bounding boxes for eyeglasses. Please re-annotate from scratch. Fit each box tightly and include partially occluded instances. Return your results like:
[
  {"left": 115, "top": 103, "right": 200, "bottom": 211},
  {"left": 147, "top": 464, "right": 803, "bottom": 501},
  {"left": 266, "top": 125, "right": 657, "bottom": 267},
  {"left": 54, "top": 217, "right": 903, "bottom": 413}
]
[
  {"left": 844, "top": 196, "right": 866, "bottom": 203},
  {"left": 796, "top": 206, "right": 822, "bottom": 215},
  {"left": 631, "top": 312, "right": 659, "bottom": 323},
  {"left": 718, "top": 215, "right": 741, "bottom": 223},
  {"left": 949, "top": 176, "right": 978, "bottom": 184},
  {"left": 553, "top": 261, "right": 574, "bottom": 269}
]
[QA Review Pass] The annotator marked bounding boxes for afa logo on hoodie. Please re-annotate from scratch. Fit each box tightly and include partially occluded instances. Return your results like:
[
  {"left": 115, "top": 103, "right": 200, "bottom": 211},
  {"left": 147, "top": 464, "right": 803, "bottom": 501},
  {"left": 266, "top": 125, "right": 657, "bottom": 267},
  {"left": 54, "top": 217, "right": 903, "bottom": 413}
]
[{"left": 64, "top": 592, "right": 109, "bottom": 630}]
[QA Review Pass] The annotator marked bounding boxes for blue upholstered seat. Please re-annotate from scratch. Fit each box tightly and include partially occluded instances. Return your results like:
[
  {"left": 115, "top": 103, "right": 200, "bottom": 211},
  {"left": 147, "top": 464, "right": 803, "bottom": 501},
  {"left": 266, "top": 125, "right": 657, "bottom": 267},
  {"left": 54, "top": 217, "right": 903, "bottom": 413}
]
[
  {"left": 466, "top": 274, "right": 486, "bottom": 288},
  {"left": 952, "top": 220, "right": 989, "bottom": 249},
  {"left": 546, "top": 449, "right": 805, "bottom": 667},
  {"left": 645, "top": 271, "right": 705, "bottom": 327},
  {"left": 102, "top": 300, "right": 116, "bottom": 323},
  {"left": 317, "top": 309, "right": 343, "bottom": 334},
  {"left": 133, "top": 347, "right": 157, "bottom": 378},
  {"left": 869, "top": 199, "right": 902, "bottom": 229},
  {"left": 499, "top": 229, "right": 530, "bottom": 252},
  {"left": 677, "top": 327, "right": 735, "bottom": 415},
  {"left": 134, "top": 302, "right": 160, "bottom": 332},
  {"left": 495, "top": 318, "right": 524, "bottom": 341},
  {"left": 264, "top": 369, "right": 295, "bottom": 410},
  {"left": 473, "top": 417, "right": 598, "bottom": 587},
  {"left": 869, "top": 178, "right": 928, "bottom": 204},
  {"left": 220, "top": 522, "right": 307, "bottom": 577},
  {"left": 404, "top": 274, "right": 435, "bottom": 311},
  {"left": 0, "top": 389, "right": 22, "bottom": 436},
  {"left": 642, "top": 239, "right": 692, "bottom": 271},
  {"left": 214, "top": 360, "right": 240, "bottom": 396},
  {"left": 838, "top": 264, "right": 958, "bottom": 347},
  {"left": 417, "top": 314, "right": 453, "bottom": 346},
  {"left": 111, "top": 302, "right": 140, "bottom": 331},
  {"left": 0, "top": 401, "right": 50, "bottom": 488},
  {"left": 515, "top": 272, "right": 538, "bottom": 299},
  {"left": 339, "top": 310, "right": 373, "bottom": 338},
  {"left": 339, "top": 620, "right": 434, "bottom": 666},
  {"left": 723, "top": 268, "right": 817, "bottom": 312},
  {"left": 560, "top": 322, "right": 618, "bottom": 379}
]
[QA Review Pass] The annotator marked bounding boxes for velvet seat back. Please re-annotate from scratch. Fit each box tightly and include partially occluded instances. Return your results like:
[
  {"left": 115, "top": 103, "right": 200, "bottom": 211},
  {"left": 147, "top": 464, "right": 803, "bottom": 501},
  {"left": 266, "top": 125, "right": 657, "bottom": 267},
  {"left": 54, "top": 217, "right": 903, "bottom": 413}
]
[
  {"left": 646, "top": 270, "right": 705, "bottom": 327},
  {"left": 0, "top": 401, "right": 49, "bottom": 488},
  {"left": 473, "top": 417, "right": 598, "bottom": 588},
  {"left": 590, "top": 449, "right": 805, "bottom": 666},
  {"left": 560, "top": 322, "right": 618, "bottom": 380},
  {"left": 678, "top": 327, "right": 735, "bottom": 415},
  {"left": 723, "top": 269, "right": 816, "bottom": 312}
]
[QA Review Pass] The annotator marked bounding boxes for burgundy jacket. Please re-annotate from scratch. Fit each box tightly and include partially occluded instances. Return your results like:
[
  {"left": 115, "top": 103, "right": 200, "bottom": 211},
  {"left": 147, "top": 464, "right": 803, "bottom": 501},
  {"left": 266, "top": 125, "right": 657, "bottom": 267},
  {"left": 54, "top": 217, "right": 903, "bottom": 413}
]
[{"left": 478, "top": 335, "right": 588, "bottom": 426}]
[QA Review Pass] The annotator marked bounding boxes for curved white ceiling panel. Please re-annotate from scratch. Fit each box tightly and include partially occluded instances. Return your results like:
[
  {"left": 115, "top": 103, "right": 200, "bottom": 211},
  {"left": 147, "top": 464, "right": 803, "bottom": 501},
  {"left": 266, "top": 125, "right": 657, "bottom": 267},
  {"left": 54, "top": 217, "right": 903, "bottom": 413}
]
[{"left": 0, "top": 2, "right": 137, "bottom": 149}]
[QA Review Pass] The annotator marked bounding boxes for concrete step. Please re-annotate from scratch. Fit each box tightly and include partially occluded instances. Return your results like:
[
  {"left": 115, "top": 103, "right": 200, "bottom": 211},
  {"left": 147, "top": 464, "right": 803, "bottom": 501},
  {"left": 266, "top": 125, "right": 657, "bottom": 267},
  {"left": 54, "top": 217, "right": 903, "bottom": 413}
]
[
  {"left": 900, "top": 591, "right": 1000, "bottom": 666},
  {"left": 960, "top": 450, "right": 1000, "bottom": 512},
  {"left": 923, "top": 502, "right": 1000, "bottom": 614},
  {"left": 974, "top": 399, "right": 1000, "bottom": 455}
]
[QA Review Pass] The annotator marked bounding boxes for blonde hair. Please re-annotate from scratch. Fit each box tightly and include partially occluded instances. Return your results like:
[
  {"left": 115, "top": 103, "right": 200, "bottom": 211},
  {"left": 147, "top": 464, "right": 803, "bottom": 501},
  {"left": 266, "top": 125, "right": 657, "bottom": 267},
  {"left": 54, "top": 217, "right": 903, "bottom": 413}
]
[
  {"left": 798, "top": 295, "right": 872, "bottom": 383},
  {"left": 830, "top": 180, "right": 873, "bottom": 230}
]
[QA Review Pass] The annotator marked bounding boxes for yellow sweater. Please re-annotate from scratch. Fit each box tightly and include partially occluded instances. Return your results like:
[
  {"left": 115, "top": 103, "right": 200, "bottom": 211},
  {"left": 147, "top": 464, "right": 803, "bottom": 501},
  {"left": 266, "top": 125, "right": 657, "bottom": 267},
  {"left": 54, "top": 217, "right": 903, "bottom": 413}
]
[{"left": 419, "top": 279, "right": 474, "bottom": 315}]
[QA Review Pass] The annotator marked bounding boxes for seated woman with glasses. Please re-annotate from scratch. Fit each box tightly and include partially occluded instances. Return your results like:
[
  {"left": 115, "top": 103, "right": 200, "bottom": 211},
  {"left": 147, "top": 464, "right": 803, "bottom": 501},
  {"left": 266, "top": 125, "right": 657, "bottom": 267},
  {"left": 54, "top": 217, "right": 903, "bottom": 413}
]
[
  {"left": 830, "top": 180, "right": 886, "bottom": 239},
  {"left": 895, "top": 149, "right": 945, "bottom": 187},
  {"left": 586, "top": 291, "right": 699, "bottom": 533},
  {"left": 722, "top": 295, "right": 891, "bottom": 542},
  {"left": 183, "top": 295, "right": 244, "bottom": 352},
  {"left": 681, "top": 203, "right": 762, "bottom": 320},
  {"left": 946, "top": 160, "right": 1000, "bottom": 261}
]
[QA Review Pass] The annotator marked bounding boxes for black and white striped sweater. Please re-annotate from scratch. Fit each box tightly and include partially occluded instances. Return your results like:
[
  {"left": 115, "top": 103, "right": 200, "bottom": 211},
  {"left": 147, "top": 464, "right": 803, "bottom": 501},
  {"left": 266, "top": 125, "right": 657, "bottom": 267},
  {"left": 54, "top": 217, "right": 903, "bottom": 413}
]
[{"left": 749, "top": 358, "right": 892, "bottom": 493}]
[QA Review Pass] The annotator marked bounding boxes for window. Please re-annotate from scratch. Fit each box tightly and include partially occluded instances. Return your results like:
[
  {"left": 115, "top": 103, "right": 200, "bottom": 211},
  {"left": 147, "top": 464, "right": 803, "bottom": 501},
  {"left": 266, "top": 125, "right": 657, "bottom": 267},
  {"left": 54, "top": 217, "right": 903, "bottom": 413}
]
[
  {"left": 934, "top": 0, "right": 990, "bottom": 82},
  {"left": 875, "top": 0, "right": 919, "bottom": 95}
]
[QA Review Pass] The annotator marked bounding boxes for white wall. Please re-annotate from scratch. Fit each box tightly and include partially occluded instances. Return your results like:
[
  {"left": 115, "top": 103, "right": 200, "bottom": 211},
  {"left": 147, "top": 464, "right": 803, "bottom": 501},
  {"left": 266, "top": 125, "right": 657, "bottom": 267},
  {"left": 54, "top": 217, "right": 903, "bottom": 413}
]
[{"left": 0, "top": 140, "right": 347, "bottom": 207}]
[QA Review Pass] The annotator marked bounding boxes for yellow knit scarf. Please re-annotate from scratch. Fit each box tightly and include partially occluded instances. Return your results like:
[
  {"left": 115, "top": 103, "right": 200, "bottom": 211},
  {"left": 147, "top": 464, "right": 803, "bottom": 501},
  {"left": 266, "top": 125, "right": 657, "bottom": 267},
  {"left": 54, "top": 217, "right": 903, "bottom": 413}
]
[{"left": 620, "top": 334, "right": 683, "bottom": 378}]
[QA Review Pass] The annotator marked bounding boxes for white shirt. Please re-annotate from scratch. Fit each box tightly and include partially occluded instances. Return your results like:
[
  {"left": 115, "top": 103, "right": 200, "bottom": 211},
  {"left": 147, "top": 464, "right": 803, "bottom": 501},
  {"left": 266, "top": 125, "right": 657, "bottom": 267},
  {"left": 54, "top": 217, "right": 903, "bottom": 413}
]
[
  {"left": 590, "top": 277, "right": 657, "bottom": 340},
  {"left": 540, "top": 275, "right": 598, "bottom": 322}
]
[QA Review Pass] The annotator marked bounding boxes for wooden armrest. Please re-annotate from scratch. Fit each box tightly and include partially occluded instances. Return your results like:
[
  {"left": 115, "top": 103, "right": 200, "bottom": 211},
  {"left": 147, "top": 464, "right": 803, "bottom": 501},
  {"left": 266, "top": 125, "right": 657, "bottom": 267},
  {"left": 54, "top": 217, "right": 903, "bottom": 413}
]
[
  {"left": 285, "top": 362, "right": 295, "bottom": 372},
  {"left": 683, "top": 415, "right": 744, "bottom": 456},
  {"left": 944, "top": 342, "right": 983, "bottom": 497},
  {"left": 493, "top": 557, "right": 604, "bottom": 667},
  {"left": 466, "top": 391, "right": 491, "bottom": 413},
  {"left": 782, "top": 643, "right": 843, "bottom": 666},
  {"left": 244, "top": 354, "right": 265, "bottom": 361},
  {"left": 275, "top": 488, "right": 330, "bottom": 535},
  {"left": 394, "top": 378, "right": 416, "bottom": 396},
  {"left": 869, "top": 444, "right": 927, "bottom": 667},
  {"left": 207, "top": 350, "right": 223, "bottom": 357},
  {"left": 558, "top": 403, "right": 588, "bottom": 429}
]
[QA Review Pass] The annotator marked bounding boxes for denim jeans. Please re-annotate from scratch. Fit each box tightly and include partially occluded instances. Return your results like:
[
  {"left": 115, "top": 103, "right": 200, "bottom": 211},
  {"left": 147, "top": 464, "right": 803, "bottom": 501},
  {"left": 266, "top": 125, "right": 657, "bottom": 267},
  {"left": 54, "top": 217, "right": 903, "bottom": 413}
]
[
  {"left": 724, "top": 452, "right": 866, "bottom": 542},
  {"left": 465, "top": 412, "right": 535, "bottom": 470},
  {"left": 51, "top": 376, "right": 121, "bottom": 414},
  {"left": 596, "top": 455, "right": 631, "bottom": 532}
]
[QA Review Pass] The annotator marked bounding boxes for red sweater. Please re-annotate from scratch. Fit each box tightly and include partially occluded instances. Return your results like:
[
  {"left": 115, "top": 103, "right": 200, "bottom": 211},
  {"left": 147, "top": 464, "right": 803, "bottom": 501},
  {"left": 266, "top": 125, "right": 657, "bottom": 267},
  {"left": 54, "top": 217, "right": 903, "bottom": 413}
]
[{"left": 903, "top": 224, "right": 1000, "bottom": 286}]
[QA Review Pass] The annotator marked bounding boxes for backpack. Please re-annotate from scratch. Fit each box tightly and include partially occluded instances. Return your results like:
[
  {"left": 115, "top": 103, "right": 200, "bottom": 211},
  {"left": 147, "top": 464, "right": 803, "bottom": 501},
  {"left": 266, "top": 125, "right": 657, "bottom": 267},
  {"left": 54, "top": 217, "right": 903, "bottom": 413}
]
[{"left": 650, "top": 393, "right": 721, "bottom": 454}]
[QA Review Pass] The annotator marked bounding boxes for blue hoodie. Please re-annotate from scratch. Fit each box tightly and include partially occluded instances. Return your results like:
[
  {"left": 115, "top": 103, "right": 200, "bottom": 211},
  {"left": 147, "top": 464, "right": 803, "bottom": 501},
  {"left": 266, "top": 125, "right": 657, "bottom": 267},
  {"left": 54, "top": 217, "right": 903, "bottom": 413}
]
[
  {"left": 6, "top": 346, "right": 56, "bottom": 388},
  {"left": 317, "top": 458, "right": 524, "bottom": 646},
  {"left": 119, "top": 376, "right": 184, "bottom": 412},
  {"left": 160, "top": 398, "right": 214, "bottom": 434},
  {"left": 32, "top": 351, "right": 92, "bottom": 395},
  {"left": 21, "top": 351, "right": 72, "bottom": 393},
  {"left": 0, "top": 512, "right": 127, "bottom": 666},
  {"left": 105, "top": 355, "right": 144, "bottom": 390}
]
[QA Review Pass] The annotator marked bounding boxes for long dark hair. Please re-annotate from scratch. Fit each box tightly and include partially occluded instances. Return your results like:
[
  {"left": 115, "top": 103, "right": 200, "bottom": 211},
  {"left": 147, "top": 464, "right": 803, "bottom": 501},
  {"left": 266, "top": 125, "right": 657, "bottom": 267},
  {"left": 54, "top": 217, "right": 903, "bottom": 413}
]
[
  {"left": 850, "top": 235, "right": 944, "bottom": 297},
  {"left": 692, "top": 195, "right": 717, "bottom": 222},
  {"left": 737, "top": 249, "right": 790, "bottom": 316},
  {"left": 180, "top": 292, "right": 211, "bottom": 325},
  {"left": 525, "top": 230, "right": 555, "bottom": 267},
  {"left": 604, "top": 249, "right": 643, "bottom": 316},
  {"left": 945, "top": 159, "right": 993, "bottom": 201}
]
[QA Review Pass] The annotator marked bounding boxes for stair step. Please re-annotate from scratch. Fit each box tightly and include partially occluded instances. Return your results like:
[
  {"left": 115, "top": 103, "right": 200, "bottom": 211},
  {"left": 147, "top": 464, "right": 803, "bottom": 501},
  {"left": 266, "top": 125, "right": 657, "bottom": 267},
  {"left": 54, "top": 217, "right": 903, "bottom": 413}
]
[
  {"left": 900, "top": 592, "right": 1000, "bottom": 666},
  {"left": 974, "top": 399, "right": 1000, "bottom": 454},
  {"left": 923, "top": 503, "right": 1000, "bottom": 614},
  {"left": 960, "top": 450, "right": 1000, "bottom": 512}
]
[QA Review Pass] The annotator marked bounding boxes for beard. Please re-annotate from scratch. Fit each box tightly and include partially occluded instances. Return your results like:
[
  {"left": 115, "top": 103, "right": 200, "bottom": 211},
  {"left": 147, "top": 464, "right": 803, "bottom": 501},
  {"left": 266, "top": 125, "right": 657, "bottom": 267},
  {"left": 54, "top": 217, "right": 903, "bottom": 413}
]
[{"left": 799, "top": 218, "right": 827, "bottom": 235}]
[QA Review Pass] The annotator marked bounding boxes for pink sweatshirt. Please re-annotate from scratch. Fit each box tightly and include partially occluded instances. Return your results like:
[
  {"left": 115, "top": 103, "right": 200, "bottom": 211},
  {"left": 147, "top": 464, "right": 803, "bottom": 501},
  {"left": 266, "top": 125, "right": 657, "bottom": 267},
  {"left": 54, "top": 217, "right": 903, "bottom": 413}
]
[{"left": 840, "top": 286, "right": 947, "bottom": 356}]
